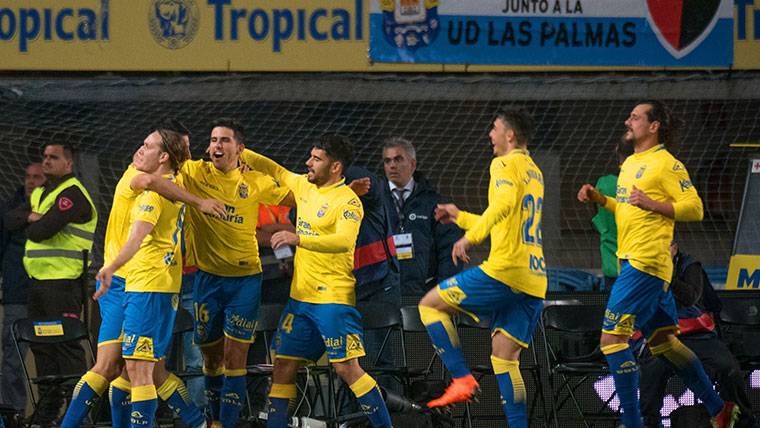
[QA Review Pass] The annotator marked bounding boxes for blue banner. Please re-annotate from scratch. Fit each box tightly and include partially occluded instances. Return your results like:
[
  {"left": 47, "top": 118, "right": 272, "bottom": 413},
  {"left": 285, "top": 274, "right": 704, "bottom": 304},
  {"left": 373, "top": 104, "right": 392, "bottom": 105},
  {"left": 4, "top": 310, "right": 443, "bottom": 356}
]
[{"left": 369, "top": 0, "right": 733, "bottom": 67}]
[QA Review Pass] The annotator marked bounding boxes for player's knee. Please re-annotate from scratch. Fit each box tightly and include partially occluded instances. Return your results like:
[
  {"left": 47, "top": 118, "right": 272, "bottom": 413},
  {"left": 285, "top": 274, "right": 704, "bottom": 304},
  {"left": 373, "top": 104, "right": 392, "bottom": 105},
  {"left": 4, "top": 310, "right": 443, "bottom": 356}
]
[
  {"left": 272, "top": 358, "right": 300, "bottom": 384},
  {"left": 647, "top": 331, "right": 678, "bottom": 356},
  {"left": 223, "top": 339, "right": 250, "bottom": 369},
  {"left": 92, "top": 358, "right": 124, "bottom": 381},
  {"left": 125, "top": 360, "right": 153, "bottom": 384},
  {"left": 201, "top": 345, "right": 225, "bottom": 369},
  {"left": 332, "top": 359, "right": 363, "bottom": 382},
  {"left": 600, "top": 332, "right": 628, "bottom": 348}
]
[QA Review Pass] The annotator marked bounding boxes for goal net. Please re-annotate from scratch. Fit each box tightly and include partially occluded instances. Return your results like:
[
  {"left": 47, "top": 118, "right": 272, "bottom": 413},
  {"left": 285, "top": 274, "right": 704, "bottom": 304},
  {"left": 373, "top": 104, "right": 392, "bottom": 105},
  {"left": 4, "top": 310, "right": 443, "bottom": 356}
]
[{"left": 1, "top": 72, "right": 758, "bottom": 275}]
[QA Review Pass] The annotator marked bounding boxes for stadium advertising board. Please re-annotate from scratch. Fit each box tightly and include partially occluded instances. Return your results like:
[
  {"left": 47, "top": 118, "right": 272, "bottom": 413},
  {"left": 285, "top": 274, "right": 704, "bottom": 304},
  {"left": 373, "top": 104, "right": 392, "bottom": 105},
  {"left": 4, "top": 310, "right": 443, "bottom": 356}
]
[
  {"left": 368, "top": 0, "right": 734, "bottom": 66},
  {"left": 0, "top": 0, "right": 755, "bottom": 70}
]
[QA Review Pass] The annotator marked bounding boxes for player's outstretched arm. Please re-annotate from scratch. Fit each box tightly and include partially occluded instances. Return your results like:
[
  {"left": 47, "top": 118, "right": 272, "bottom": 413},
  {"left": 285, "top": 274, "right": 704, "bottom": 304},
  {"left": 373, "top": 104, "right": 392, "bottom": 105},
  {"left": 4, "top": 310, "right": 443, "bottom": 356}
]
[
  {"left": 578, "top": 183, "right": 616, "bottom": 212},
  {"left": 94, "top": 220, "right": 153, "bottom": 300},
  {"left": 240, "top": 149, "right": 298, "bottom": 191},
  {"left": 130, "top": 173, "right": 226, "bottom": 218}
]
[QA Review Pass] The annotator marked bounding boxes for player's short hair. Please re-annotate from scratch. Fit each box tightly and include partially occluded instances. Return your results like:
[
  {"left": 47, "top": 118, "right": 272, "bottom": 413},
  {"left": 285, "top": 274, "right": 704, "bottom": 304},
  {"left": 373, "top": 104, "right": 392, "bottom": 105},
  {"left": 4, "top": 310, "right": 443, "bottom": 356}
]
[
  {"left": 44, "top": 143, "right": 75, "bottom": 161},
  {"left": 494, "top": 109, "right": 535, "bottom": 145},
  {"left": 638, "top": 100, "right": 683, "bottom": 149},
  {"left": 382, "top": 137, "right": 416, "bottom": 160},
  {"left": 158, "top": 129, "right": 190, "bottom": 172},
  {"left": 314, "top": 134, "right": 354, "bottom": 173},
  {"left": 210, "top": 118, "right": 245, "bottom": 145},
  {"left": 156, "top": 117, "right": 191, "bottom": 137}
]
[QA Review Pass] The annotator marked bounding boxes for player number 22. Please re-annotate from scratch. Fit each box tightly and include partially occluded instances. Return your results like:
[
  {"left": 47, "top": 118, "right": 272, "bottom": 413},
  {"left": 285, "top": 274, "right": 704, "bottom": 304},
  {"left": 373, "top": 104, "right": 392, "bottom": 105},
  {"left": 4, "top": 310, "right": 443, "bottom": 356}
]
[{"left": 521, "top": 194, "right": 543, "bottom": 246}]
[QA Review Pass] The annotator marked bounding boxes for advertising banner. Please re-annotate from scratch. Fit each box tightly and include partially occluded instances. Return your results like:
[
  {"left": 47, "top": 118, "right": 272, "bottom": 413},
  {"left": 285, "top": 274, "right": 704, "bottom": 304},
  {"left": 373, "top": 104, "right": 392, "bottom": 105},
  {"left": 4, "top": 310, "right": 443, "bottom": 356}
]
[{"left": 369, "top": 0, "right": 734, "bottom": 67}]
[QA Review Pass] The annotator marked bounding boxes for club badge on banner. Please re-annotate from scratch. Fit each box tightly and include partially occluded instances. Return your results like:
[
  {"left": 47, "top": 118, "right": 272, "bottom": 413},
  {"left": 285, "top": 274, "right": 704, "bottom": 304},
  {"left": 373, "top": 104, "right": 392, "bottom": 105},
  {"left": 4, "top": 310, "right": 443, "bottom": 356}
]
[{"left": 369, "top": 0, "right": 733, "bottom": 66}]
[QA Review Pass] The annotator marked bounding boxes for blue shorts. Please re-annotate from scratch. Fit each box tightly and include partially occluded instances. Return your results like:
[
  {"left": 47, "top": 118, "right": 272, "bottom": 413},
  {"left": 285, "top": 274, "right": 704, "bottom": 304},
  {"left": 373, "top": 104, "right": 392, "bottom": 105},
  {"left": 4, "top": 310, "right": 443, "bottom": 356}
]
[
  {"left": 97, "top": 275, "right": 125, "bottom": 346},
  {"left": 193, "top": 271, "right": 262, "bottom": 345},
  {"left": 273, "top": 298, "right": 366, "bottom": 363},
  {"left": 122, "top": 292, "right": 179, "bottom": 361},
  {"left": 603, "top": 261, "right": 678, "bottom": 338},
  {"left": 437, "top": 267, "right": 543, "bottom": 348}
]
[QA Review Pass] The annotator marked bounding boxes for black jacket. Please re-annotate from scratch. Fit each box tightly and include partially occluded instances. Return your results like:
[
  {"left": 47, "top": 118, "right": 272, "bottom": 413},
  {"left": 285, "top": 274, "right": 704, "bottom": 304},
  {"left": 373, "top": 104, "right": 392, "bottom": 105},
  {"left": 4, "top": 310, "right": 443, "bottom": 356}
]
[
  {"left": 1, "top": 187, "right": 31, "bottom": 304},
  {"left": 383, "top": 173, "right": 464, "bottom": 296}
]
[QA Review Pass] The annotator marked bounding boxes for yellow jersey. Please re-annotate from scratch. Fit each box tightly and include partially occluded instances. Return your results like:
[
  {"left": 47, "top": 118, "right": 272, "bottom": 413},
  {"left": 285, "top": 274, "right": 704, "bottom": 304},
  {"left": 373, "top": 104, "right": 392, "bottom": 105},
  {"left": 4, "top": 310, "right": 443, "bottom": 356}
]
[
  {"left": 104, "top": 165, "right": 142, "bottom": 279},
  {"left": 125, "top": 177, "right": 185, "bottom": 293},
  {"left": 456, "top": 149, "right": 547, "bottom": 299},
  {"left": 603, "top": 144, "right": 703, "bottom": 282},
  {"left": 241, "top": 150, "right": 363, "bottom": 305},
  {"left": 180, "top": 159, "right": 288, "bottom": 277}
]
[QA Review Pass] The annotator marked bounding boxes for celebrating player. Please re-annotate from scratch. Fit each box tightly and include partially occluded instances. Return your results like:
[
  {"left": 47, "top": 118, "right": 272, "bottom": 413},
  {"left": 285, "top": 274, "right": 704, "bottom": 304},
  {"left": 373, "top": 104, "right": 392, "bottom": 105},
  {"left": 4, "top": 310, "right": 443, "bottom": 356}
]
[
  {"left": 242, "top": 135, "right": 394, "bottom": 428},
  {"left": 420, "top": 110, "right": 546, "bottom": 428},
  {"left": 578, "top": 101, "right": 738, "bottom": 428}
]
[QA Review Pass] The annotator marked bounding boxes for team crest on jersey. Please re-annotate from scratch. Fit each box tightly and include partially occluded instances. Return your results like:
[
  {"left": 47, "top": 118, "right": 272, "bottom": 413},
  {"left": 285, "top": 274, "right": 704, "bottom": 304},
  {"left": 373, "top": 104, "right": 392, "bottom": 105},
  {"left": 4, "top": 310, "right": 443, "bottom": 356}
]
[
  {"left": 635, "top": 165, "right": 647, "bottom": 179},
  {"left": 238, "top": 183, "right": 249, "bottom": 199},
  {"left": 317, "top": 203, "right": 329, "bottom": 218},
  {"left": 148, "top": 0, "right": 200, "bottom": 50},
  {"left": 380, "top": 0, "right": 440, "bottom": 51}
]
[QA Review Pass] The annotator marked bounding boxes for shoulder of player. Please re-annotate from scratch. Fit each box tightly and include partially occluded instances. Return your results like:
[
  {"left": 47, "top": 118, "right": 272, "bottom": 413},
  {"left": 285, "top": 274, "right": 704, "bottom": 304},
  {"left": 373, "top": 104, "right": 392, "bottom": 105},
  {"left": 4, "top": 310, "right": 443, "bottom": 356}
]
[
  {"left": 653, "top": 149, "right": 687, "bottom": 174},
  {"left": 336, "top": 187, "right": 363, "bottom": 209}
]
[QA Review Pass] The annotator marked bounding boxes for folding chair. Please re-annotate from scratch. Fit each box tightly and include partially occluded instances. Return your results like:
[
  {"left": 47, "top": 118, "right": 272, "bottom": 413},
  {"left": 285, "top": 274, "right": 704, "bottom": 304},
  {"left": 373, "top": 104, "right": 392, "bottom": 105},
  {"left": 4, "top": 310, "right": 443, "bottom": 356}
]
[
  {"left": 541, "top": 303, "right": 616, "bottom": 428},
  {"left": 12, "top": 317, "right": 95, "bottom": 421},
  {"left": 398, "top": 305, "right": 446, "bottom": 390},
  {"left": 718, "top": 296, "right": 760, "bottom": 372},
  {"left": 457, "top": 314, "right": 548, "bottom": 428}
]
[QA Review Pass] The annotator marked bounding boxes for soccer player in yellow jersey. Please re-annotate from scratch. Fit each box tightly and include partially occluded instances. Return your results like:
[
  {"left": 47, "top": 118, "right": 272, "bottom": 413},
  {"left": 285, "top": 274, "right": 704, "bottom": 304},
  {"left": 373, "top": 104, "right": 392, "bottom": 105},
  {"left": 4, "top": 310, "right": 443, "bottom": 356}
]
[
  {"left": 240, "top": 135, "right": 393, "bottom": 428},
  {"left": 92, "top": 129, "right": 206, "bottom": 428},
  {"left": 419, "top": 110, "right": 546, "bottom": 428},
  {"left": 578, "top": 101, "right": 738, "bottom": 428},
  {"left": 179, "top": 119, "right": 292, "bottom": 428},
  {"left": 61, "top": 123, "right": 224, "bottom": 428}
]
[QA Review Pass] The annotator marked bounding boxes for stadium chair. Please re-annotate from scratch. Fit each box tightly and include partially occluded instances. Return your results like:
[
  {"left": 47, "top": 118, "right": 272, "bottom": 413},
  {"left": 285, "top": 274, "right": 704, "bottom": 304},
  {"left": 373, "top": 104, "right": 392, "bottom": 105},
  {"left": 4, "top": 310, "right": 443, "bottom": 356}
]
[
  {"left": 355, "top": 301, "right": 404, "bottom": 386},
  {"left": 12, "top": 317, "right": 95, "bottom": 424},
  {"left": 717, "top": 296, "right": 760, "bottom": 372},
  {"left": 541, "top": 303, "right": 617, "bottom": 428},
  {"left": 398, "top": 305, "right": 447, "bottom": 396},
  {"left": 457, "top": 313, "right": 548, "bottom": 428}
]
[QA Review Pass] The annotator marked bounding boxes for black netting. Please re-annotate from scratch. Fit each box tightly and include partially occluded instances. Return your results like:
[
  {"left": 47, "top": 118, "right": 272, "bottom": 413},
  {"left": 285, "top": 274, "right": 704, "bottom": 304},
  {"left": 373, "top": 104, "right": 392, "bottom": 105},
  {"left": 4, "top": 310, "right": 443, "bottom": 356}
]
[{"left": 1, "top": 73, "right": 758, "bottom": 271}]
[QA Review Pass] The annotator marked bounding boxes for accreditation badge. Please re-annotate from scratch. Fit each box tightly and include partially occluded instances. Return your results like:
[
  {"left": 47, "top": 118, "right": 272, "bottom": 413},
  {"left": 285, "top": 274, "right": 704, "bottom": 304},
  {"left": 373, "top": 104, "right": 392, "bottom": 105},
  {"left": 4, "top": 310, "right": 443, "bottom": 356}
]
[{"left": 393, "top": 233, "right": 414, "bottom": 260}]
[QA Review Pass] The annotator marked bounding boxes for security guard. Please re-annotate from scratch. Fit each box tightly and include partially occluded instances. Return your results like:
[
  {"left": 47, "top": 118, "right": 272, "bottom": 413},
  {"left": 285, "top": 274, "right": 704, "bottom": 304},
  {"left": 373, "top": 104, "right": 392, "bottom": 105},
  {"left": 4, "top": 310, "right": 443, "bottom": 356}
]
[{"left": 7, "top": 143, "right": 97, "bottom": 427}]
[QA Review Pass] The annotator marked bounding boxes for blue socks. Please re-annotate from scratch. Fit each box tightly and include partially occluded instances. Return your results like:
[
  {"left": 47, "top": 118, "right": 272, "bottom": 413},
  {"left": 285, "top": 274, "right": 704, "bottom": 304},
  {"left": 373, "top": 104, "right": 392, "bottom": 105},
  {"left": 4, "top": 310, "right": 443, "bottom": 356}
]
[
  {"left": 491, "top": 356, "right": 528, "bottom": 428},
  {"left": 220, "top": 369, "right": 247, "bottom": 428},
  {"left": 652, "top": 337, "right": 723, "bottom": 416},
  {"left": 109, "top": 377, "right": 132, "bottom": 428},
  {"left": 602, "top": 343, "right": 642, "bottom": 428},
  {"left": 130, "top": 385, "right": 157, "bottom": 428},
  {"left": 61, "top": 371, "right": 109, "bottom": 428},
  {"left": 350, "top": 374, "right": 392, "bottom": 428},
  {"left": 419, "top": 305, "right": 470, "bottom": 378},
  {"left": 157, "top": 373, "right": 206, "bottom": 428},
  {"left": 267, "top": 383, "right": 296, "bottom": 428},
  {"left": 204, "top": 368, "right": 224, "bottom": 421}
]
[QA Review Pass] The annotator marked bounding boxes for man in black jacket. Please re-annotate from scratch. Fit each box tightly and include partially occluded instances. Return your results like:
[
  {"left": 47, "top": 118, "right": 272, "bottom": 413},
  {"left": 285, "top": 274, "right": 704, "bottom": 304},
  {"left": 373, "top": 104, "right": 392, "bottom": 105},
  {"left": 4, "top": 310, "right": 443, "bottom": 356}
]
[
  {"left": 382, "top": 137, "right": 463, "bottom": 298},
  {"left": 639, "top": 241, "right": 756, "bottom": 428},
  {"left": 1, "top": 163, "right": 46, "bottom": 414},
  {"left": 5, "top": 144, "right": 97, "bottom": 426}
]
